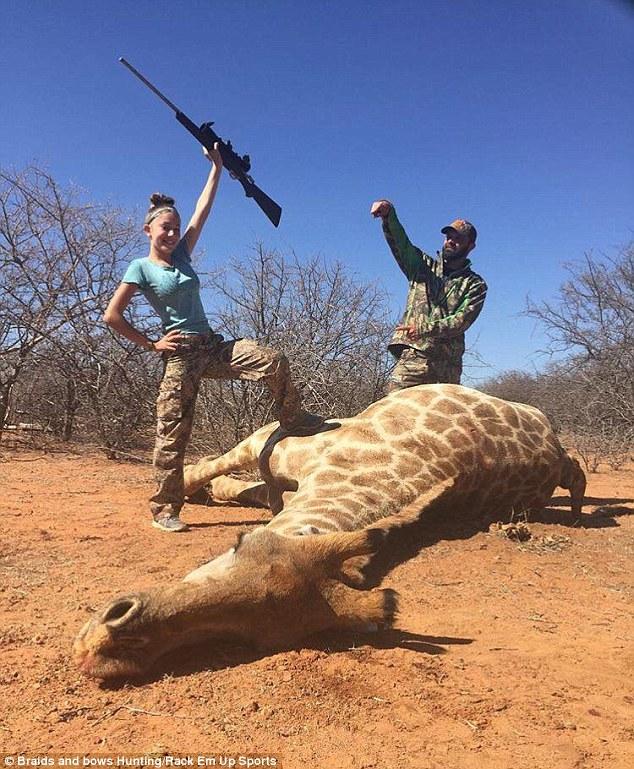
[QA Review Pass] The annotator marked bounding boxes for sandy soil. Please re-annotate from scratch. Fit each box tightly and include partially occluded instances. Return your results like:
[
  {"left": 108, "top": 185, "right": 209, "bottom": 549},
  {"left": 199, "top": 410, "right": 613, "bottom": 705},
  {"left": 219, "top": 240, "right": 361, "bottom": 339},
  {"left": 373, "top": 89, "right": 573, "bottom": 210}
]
[{"left": 1, "top": 444, "right": 633, "bottom": 769}]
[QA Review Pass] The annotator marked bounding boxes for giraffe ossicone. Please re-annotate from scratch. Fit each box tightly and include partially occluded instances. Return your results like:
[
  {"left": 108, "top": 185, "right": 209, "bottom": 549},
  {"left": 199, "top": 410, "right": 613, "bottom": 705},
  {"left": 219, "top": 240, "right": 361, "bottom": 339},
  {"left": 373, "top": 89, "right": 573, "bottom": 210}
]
[{"left": 73, "top": 384, "right": 585, "bottom": 680}]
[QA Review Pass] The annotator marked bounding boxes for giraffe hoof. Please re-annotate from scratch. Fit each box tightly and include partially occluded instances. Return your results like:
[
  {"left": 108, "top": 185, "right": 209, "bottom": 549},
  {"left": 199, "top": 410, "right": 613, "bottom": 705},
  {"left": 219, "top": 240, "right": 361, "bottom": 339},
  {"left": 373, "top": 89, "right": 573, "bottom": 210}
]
[{"left": 279, "top": 411, "right": 326, "bottom": 434}]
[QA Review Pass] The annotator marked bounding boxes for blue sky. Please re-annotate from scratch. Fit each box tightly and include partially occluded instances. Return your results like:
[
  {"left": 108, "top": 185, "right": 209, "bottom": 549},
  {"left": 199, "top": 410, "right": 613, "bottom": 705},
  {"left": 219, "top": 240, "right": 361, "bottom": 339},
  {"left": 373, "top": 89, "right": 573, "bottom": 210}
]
[{"left": 2, "top": 0, "right": 633, "bottom": 383}]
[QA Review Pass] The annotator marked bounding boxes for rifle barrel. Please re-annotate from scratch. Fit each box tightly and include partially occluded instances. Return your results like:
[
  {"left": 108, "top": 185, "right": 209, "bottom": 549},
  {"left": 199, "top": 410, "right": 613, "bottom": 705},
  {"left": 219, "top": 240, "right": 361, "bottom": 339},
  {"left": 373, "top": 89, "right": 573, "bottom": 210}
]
[{"left": 118, "top": 57, "right": 181, "bottom": 114}]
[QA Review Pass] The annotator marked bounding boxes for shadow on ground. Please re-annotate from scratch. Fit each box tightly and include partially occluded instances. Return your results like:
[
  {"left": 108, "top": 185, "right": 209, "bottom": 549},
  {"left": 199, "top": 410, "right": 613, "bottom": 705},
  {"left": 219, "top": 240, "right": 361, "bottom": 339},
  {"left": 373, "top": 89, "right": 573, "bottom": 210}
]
[
  {"left": 98, "top": 628, "right": 473, "bottom": 688},
  {"left": 361, "top": 492, "right": 634, "bottom": 588}
]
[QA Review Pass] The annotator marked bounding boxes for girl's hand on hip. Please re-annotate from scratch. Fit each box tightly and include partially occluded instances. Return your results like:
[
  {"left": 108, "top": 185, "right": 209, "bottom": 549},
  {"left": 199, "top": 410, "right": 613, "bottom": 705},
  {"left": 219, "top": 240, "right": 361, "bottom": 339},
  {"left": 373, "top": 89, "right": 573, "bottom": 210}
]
[{"left": 155, "top": 330, "right": 188, "bottom": 352}]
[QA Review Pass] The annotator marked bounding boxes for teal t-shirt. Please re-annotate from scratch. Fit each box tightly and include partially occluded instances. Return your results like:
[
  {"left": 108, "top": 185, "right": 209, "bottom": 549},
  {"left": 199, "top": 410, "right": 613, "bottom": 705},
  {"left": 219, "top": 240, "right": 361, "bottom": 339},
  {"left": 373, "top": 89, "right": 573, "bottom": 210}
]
[{"left": 122, "top": 240, "right": 211, "bottom": 334}]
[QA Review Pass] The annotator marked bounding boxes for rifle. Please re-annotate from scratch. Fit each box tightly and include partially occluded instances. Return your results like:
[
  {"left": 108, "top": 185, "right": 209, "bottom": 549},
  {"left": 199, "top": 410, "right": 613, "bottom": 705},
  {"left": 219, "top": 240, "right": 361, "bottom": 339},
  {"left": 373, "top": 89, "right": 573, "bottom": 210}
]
[{"left": 119, "top": 57, "right": 282, "bottom": 227}]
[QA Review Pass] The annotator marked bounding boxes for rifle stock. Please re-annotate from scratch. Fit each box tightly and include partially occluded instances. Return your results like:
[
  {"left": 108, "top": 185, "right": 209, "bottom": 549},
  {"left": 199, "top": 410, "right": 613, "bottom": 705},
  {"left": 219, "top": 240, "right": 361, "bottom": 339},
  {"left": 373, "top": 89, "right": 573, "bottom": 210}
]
[
  {"left": 237, "top": 178, "right": 282, "bottom": 228},
  {"left": 120, "top": 57, "right": 282, "bottom": 227}
]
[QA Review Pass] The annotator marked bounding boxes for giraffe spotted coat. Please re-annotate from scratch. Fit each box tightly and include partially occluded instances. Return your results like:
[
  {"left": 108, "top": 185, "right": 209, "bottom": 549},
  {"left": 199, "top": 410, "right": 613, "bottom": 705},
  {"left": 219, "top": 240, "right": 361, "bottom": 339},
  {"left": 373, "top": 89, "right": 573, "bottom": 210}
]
[{"left": 183, "top": 384, "right": 585, "bottom": 542}]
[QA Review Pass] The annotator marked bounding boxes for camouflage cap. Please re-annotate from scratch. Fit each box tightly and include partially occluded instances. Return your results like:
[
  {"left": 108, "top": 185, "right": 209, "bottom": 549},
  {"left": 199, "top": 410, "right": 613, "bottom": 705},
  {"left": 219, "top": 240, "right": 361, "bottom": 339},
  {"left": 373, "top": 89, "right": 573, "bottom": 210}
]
[{"left": 441, "top": 219, "right": 477, "bottom": 243}]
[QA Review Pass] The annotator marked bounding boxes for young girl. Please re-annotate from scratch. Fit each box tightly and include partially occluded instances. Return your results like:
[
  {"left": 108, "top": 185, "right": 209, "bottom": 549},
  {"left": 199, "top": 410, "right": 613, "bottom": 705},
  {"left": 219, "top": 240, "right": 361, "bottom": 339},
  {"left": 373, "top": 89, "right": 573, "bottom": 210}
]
[{"left": 104, "top": 145, "right": 321, "bottom": 532}]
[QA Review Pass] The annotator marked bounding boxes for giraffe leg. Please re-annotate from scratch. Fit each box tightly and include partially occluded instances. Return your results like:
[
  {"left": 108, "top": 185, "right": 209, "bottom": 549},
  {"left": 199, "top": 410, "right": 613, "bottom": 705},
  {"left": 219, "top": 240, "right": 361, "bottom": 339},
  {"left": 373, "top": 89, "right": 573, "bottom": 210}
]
[
  {"left": 183, "top": 422, "right": 278, "bottom": 496},
  {"left": 208, "top": 476, "right": 270, "bottom": 508},
  {"left": 320, "top": 581, "right": 398, "bottom": 631}
]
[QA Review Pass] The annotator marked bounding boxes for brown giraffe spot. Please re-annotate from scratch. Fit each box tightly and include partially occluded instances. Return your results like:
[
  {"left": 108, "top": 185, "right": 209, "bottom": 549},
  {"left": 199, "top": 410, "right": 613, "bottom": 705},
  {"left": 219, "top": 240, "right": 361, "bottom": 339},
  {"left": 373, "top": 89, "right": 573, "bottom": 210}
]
[
  {"left": 518, "top": 412, "right": 540, "bottom": 432},
  {"left": 353, "top": 448, "right": 395, "bottom": 466},
  {"left": 394, "top": 456, "right": 423, "bottom": 478},
  {"left": 310, "top": 470, "right": 350, "bottom": 487},
  {"left": 424, "top": 413, "right": 454, "bottom": 434},
  {"left": 521, "top": 433, "right": 544, "bottom": 452},
  {"left": 424, "top": 441, "right": 442, "bottom": 457},
  {"left": 499, "top": 404, "right": 521, "bottom": 429},
  {"left": 479, "top": 418, "right": 515, "bottom": 439},
  {"left": 456, "top": 448, "right": 479, "bottom": 468},
  {"left": 348, "top": 471, "right": 384, "bottom": 487},
  {"left": 436, "top": 397, "right": 471, "bottom": 416},
  {"left": 433, "top": 459, "right": 457, "bottom": 478},
  {"left": 390, "top": 436, "right": 431, "bottom": 458},
  {"left": 454, "top": 415, "right": 479, "bottom": 437},
  {"left": 445, "top": 428, "right": 467, "bottom": 449},
  {"left": 380, "top": 414, "right": 414, "bottom": 436},
  {"left": 477, "top": 434, "right": 497, "bottom": 459},
  {"left": 472, "top": 402, "right": 499, "bottom": 420},
  {"left": 333, "top": 496, "right": 364, "bottom": 513},
  {"left": 389, "top": 401, "right": 422, "bottom": 421}
]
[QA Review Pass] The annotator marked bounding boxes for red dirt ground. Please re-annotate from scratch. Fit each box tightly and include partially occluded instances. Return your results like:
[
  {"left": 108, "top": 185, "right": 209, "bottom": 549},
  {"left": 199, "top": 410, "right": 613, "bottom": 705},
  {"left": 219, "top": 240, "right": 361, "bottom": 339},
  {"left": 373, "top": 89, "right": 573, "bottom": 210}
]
[{"left": 1, "top": 445, "right": 633, "bottom": 769}]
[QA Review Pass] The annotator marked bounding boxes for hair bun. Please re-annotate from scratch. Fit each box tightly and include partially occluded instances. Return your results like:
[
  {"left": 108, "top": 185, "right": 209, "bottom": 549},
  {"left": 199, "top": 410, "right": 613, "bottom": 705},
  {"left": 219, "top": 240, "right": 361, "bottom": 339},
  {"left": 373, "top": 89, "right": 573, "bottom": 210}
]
[{"left": 149, "top": 192, "right": 176, "bottom": 208}]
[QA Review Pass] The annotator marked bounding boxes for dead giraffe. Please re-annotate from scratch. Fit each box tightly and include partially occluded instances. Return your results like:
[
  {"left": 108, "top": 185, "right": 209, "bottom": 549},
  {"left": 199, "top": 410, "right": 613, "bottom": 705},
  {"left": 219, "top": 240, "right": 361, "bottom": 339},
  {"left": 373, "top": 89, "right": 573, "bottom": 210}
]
[{"left": 73, "top": 384, "right": 585, "bottom": 680}]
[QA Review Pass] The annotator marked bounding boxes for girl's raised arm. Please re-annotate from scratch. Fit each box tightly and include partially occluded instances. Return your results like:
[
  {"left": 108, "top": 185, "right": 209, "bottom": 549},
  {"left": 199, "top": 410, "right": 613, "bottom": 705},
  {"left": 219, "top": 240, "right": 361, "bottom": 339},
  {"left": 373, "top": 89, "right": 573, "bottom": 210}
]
[{"left": 183, "top": 144, "right": 223, "bottom": 254}]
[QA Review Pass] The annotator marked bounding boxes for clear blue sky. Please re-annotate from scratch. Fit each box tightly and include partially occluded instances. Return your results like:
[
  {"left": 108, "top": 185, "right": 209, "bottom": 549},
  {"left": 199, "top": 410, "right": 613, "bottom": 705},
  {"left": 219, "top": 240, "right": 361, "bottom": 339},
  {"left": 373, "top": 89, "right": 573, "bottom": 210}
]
[{"left": 2, "top": 0, "right": 633, "bottom": 382}]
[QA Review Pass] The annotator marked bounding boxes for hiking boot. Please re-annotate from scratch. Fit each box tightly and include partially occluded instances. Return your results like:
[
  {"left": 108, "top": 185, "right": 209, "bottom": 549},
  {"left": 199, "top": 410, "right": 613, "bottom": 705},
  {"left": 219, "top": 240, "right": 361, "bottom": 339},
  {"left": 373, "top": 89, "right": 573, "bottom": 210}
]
[
  {"left": 152, "top": 515, "right": 189, "bottom": 533},
  {"left": 279, "top": 410, "right": 326, "bottom": 434}
]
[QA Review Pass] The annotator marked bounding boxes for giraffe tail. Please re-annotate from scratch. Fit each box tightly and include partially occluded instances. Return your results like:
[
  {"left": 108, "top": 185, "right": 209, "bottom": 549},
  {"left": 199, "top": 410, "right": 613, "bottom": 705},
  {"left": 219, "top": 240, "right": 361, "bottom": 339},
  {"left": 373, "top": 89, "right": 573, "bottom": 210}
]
[{"left": 559, "top": 454, "right": 586, "bottom": 517}]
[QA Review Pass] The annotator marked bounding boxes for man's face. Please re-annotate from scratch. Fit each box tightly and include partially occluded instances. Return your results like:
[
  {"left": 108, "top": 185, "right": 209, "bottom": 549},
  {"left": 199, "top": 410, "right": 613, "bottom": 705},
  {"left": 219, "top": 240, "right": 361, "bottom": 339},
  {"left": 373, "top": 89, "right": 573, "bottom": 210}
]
[{"left": 442, "top": 229, "right": 473, "bottom": 260}]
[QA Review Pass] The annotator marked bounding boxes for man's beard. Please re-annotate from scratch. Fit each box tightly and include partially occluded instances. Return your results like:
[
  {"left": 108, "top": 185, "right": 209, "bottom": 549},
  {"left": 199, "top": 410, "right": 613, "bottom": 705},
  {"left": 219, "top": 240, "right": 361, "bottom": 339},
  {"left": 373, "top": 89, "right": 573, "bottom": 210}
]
[{"left": 441, "top": 243, "right": 469, "bottom": 261}]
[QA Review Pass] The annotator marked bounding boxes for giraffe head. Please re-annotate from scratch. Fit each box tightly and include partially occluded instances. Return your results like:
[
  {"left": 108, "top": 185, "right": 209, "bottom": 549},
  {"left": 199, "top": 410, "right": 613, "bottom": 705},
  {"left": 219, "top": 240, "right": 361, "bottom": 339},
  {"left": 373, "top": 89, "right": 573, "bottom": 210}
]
[{"left": 73, "top": 526, "right": 397, "bottom": 680}]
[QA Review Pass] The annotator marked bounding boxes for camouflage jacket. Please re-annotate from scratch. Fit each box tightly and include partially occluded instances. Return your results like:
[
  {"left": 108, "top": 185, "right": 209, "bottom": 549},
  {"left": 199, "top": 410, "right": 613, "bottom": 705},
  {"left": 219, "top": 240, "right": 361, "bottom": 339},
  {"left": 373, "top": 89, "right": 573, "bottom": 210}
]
[{"left": 382, "top": 208, "right": 487, "bottom": 362}]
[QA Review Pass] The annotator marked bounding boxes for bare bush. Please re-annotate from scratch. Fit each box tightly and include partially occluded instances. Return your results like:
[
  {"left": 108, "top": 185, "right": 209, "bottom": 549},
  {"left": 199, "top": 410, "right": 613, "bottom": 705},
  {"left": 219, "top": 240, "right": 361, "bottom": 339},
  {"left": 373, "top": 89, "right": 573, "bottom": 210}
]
[
  {"left": 525, "top": 244, "right": 634, "bottom": 433},
  {"left": 0, "top": 166, "right": 159, "bottom": 451},
  {"left": 480, "top": 370, "right": 541, "bottom": 408},
  {"left": 191, "top": 244, "right": 395, "bottom": 455},
  {"left": 484, "top": 243, "right": 634, "bottom": 472},
  {"left": 571, "top": 430, "right": 630, "bottom": 473}
]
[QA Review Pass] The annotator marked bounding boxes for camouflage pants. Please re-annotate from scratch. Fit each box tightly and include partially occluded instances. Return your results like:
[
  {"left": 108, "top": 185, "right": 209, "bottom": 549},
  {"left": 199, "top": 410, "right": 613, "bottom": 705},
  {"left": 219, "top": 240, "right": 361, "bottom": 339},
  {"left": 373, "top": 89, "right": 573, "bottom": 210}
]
[
  {"left": 387, "top": 347, "right": 462, "bottom": 393},
  {"left": 150, "top": 333, "right": 302, "bottom": 520}
]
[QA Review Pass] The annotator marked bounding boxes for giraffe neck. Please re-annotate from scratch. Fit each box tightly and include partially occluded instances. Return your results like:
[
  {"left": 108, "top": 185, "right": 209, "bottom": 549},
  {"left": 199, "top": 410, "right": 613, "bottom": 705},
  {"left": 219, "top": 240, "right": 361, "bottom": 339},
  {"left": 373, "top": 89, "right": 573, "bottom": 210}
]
[{"left": 264, "top": 487, "right": 409, "bottom": 536}]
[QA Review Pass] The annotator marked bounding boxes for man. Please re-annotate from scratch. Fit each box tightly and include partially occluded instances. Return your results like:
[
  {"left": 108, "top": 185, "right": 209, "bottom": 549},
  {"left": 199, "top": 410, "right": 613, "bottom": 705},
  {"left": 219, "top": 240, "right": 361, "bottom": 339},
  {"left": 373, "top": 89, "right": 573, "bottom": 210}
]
[{"left": 371, "top": 200, "right": 487, "bottom": 391}]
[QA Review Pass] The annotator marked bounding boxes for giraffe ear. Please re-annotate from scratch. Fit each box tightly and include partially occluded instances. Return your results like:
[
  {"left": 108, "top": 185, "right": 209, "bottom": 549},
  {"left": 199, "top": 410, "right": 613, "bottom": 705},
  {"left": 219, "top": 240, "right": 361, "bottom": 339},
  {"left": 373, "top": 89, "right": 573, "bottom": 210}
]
[
  {"left": 100, "top": 596, "right": 144, "bottom": 629},
  {"left": 337, "top": 556, "right": 369, "bottom": 588}
]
